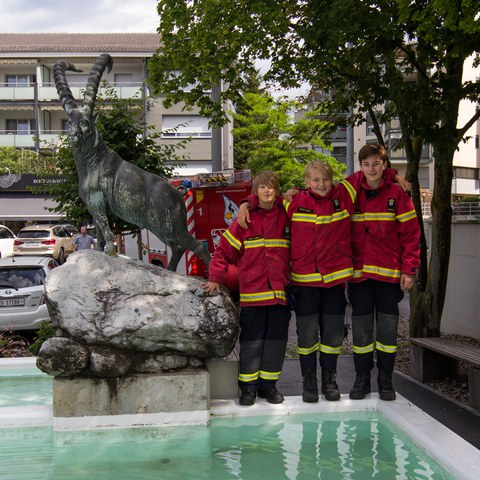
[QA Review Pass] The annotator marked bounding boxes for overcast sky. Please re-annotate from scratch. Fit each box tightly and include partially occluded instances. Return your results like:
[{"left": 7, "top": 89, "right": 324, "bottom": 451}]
[{"left": 0, "top": 0, "right": 159, "bottom": 33}]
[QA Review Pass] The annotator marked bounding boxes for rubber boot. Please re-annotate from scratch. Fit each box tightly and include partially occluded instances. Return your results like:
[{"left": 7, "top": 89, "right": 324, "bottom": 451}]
[
  {"left": 302, "top": 368, "right": 319, "bottom": 403},
  {"left": 321, "top": 368, "right": 341, "bottom": 401},
  {"left": 349, "top": 373, "right": 371, "bottom": 400},
  {"left": 239, "top": 383, "right": 257, "bottom": 406},
  {"left": 378, "top": 371, "right": 396, "bottom": 401},
  {"left": 258, "top": 384, "right": 284, "bottom": 404}
]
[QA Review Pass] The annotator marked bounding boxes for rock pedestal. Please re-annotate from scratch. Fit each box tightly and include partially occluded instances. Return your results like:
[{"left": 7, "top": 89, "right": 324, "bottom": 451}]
[{"left": 36, "top": 251, "right": 240, "bottom": 429}]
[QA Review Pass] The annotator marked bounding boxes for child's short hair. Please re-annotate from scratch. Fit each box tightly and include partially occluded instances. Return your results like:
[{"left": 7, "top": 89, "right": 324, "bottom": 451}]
[
  {"left": 252, "top": 170, "right": 280, "bottom": 195},
  {"left": 305, "top": 161, "right": 334, "bottom": 181},
  {"left": 358, "top": 144, "right": 389, "bottom": 163}
]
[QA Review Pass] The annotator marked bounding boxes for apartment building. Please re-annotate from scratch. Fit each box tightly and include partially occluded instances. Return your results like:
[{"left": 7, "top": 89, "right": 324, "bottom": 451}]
[
  {"left": 0, "top": 33, "right": 233, "bottom": 174},
  {"left": 0, "top": 33, "right": 233, "bottom": 228},
  {"left": 298, "top": 55, "right": 480, "bottom": 197}
]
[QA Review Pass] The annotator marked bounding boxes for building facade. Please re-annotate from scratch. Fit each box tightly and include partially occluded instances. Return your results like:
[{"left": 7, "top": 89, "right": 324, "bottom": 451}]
[{"left": 0, "top": 33, "right": 233, "bottom": 175}]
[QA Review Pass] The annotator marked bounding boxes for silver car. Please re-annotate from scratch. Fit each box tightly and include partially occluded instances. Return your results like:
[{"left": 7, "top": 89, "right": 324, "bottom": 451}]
[{"left": 0, "top": 256, "right": 59, "bottom": 331}]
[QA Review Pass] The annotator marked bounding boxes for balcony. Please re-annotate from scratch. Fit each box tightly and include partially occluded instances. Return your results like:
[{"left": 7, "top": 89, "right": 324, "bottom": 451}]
[
  {"left": 0, "top": 83, "right": 144, "bottom": 102},
  {"left": 0, "top": 130, "right": 65, "bottom": 148}
]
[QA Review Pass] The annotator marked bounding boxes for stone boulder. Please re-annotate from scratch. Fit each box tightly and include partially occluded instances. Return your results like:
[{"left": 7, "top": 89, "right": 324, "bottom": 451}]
[{"left": 37, "top": 250, "right": 239, "bottom": 377}]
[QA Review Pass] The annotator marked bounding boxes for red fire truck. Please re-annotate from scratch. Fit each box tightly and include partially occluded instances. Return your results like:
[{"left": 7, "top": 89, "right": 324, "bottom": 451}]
[{"left": 126, "top": 170, "right": 253, "bottom": 288}]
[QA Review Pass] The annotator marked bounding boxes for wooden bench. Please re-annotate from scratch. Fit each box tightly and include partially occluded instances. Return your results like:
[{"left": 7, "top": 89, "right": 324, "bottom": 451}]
[{"left": 409, "top": 337, "right": 480, "bottom": 411}]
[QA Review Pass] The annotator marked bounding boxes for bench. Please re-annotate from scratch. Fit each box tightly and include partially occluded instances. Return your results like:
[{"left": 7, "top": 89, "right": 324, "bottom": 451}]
[{"left": 409, "top": 337, "right": 480, "bottom": 411}]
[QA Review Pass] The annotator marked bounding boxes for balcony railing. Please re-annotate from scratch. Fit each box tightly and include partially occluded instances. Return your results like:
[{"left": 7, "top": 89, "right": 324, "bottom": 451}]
[
  {"left": 0, "top": 82, "right": 144, "bottom": 101},
  {"left": 0, "top": 130, "right": 66, "bottom": 148},
  {"left": 421, "top": 202, "right": 480, "bottom": 220}
]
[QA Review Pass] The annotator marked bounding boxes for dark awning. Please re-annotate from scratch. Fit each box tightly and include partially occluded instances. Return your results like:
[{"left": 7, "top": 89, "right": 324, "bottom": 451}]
[{"left": 0, "top": 194, "right": 61, "bottom": 221}]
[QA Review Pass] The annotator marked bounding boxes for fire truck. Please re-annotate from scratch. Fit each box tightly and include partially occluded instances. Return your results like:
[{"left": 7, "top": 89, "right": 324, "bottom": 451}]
[{"left": 123, "top": 170, "right": 252, "bottom": 288}]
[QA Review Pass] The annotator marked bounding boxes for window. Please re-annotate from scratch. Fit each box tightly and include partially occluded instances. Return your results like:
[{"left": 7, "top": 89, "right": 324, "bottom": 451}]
[
  {"left": 114, "top": 74, "right": 135, "bottom": 86},
  {"left": 162, "top": 115, "right": 212, "bottom": 138},
  {"left": 454, "top": 167, "right": 479, "bottom": 180},
  {"left": 6, "top": 74, "right": 36, "bottom": 86},
  {"left": 6, "top": 119, "right": 36, "bottom": 135}
]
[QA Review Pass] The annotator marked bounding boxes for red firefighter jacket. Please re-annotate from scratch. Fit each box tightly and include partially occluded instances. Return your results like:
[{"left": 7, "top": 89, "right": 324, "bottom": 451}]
[
  {"left": 351, "top": 174, "right": 420, "bottom": 283},
  {"left": 208, "top": 203, "right": 291, "bottom": 307}
]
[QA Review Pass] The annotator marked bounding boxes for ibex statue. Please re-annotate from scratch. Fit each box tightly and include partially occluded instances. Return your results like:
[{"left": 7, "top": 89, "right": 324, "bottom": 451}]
[{"left": 54, "top": 53, "right": 211, "bottom": 272}]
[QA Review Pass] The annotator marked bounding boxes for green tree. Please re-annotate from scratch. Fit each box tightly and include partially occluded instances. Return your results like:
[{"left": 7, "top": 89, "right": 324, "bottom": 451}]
[
  {"left": 37, "top": 85, "right": 189, "bottom": 233},
  {"left": 0, "top": 147, "right": 56, "bottom": 175},
  {"left": 149, "top": 0, "right": 480, "bottom": 337},
  {"left": 233, "top": 92, "right": 343, "bottom": 190}
]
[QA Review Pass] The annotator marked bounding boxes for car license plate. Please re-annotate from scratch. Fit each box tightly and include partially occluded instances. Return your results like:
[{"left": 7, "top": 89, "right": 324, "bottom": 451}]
[
  {"left": 25, "top": 242, "right": 40, "bottom": 246},
  {"left": 0, "top": 298, "right": 25, "bottom": 307}
]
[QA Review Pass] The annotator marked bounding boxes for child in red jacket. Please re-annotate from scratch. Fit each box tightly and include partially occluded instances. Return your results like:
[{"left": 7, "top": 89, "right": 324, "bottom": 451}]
[
  {"left": 348, "top": 144, "right": 420, "bottom": 401},
  {"left": 203, "top": 171, "right": 291, "bottom": 406}
]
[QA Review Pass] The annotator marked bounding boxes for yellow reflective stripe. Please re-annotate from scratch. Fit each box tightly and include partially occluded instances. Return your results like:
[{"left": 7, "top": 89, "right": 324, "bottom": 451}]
[
  {"left": 224, "top": 230, "right": 242, "bottom": 250},
  {"left": 283, "top": 198, "right": 291, "bottom": 213},
  {"left": 319, "top": 344, "right": 342, "bottom": 354},
  {"left": 292, "top": 212, "right": 316, "bottom": 223},
  {"left": 259, "top": 370, "right": 282, "bottom": 381},
  {"left": 351, "top": 213, "right": 364, "bottom": 222},
  {"left": 292, "top": 272, "right": 323, "bottom": 283},
  {"left": 297, "top": 343, "right": 319, "bottom": 355},
  {"left": 240, "top": 290, "right": 286, "bottom": 303},
  {"left": 238, "top": 371, "right": 259, "bottom": 382},
  {"left": 363, "top": 264, "right": 401, "bottom": 279},
  {"left": 363, "top": 212, "right": 395, "bottom": 221},
  {"left": 244, "top": 238, "right": 290, "bottom": 249},
  {"left": 353, "top": 269, "right": 363, "bottom": 279},
  {"left": 264, "top": 239, "right": 290, "bottom": 248},
  {"left": 376, "top": 342, "right": 397, "bottom": 353},
  {"left": 273, "top": 291, "right": 287, "bottom": 301},
  {"left": 323, "top": 267, "right": 353, "bottom": 284},
  {"left": 315, "top": 210, "right": 350, "bottom": 225},
  {"left": 244, "top": 238, "right": 264, "bottom": 248},
  {"left": 352, "top": 343, "right": 375, "bottom": 354},
  {"left": 396, "top": 210, "right": 417, "bottom": 222},
  {"left": 240, "top": 291, "right": 275, "bottom": 302},
  {"left": 340, "top": 179, "right": 357, "bottom": 204}
]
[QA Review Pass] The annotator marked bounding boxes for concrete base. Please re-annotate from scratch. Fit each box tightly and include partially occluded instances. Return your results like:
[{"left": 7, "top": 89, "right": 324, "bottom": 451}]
[
  {"left": 53, "top": 369, "right": 209, "bottom": 426},
  {"left": 207, "top": 355, "right": 239, "bottom": 399}
]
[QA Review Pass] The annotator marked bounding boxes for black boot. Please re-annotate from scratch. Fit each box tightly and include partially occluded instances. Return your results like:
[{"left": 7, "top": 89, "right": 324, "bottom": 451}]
[
  {"left": 239, "top": 384, "right": 257, "bottom": 406},
  {"left": 321, "top": 369, "right": 340, "bottom": 401},
  {"left": 349, "top": 373, "right": 371, "bottom": 400},
  {"left": 378, "top": 371, "right": 396, "bottom": 401},
  {"left": 302, "top": 369, "right": 319, "bottom": 403},
  {"left": 258, "top": 385, "right": 284, "bottom": 404}
]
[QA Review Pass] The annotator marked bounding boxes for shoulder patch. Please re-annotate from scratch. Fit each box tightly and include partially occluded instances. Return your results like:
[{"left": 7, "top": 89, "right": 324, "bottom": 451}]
[
  {"left": 387, "top": 198, "right": 396, "bottom": 212},
  {"left": 332, "top": 198, "right": 341, "bottom": 212}
]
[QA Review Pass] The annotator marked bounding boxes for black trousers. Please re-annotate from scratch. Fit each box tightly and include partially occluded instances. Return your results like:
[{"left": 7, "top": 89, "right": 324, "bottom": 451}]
[
  {"left": 238, "top": 304, "right": 291, "bottom": 391},
  {"left": 294, "top": 284, "right": 347, "bottom": 372},
  {"left": 348, "top": 279, "right": 404, "bottom": 374}
]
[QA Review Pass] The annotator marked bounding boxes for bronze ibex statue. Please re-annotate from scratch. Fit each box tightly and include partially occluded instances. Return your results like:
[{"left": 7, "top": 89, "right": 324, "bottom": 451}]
[{"left": 54, "top": 53, "right": 211, "bottom": 272}]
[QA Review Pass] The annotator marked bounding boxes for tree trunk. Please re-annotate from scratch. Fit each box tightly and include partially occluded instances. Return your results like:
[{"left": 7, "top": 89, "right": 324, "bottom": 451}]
[{"left": 410, "top": 145, "right": 454, "bottom": 337}]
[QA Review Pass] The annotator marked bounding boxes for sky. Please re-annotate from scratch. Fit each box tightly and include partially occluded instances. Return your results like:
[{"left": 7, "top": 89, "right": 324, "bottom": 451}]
[
  {"left": 0, "top": 0, "right": 308, "bottom": 98},
  {"left": 0, "top": 0, "right": 159, "bottom": 33}
]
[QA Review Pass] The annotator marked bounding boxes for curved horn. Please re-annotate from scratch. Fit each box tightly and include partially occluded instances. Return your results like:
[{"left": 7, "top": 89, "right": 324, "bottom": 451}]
[
  {"left": 83, "top": 53, "right": 113, "bottom": 115},
  {"left": 53, "top": 60, "right": 82, "bottom": 115}
]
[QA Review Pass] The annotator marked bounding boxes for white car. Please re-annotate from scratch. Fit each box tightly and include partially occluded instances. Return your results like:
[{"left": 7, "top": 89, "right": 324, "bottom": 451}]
[
  {"left": 0, "top": 225, "right": 15, "bottom": 259},
  {"left": 0, "top": 256, "right": 59, "bottom": 331}
]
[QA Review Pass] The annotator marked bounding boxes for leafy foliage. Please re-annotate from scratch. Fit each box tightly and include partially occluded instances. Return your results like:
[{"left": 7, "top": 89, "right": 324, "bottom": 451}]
[
  {"left": 0, "top": 147, "right": 56, "bottom": 175},
  {"left": 233, "top": 92, "right": 344, "bottom": 190}
]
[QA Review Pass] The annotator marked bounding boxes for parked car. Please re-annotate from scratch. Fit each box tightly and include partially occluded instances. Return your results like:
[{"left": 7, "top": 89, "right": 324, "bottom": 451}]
[
  {"left": 0, "top": 256, "right": 59, "bottom": 331},
  {"left": 13, "top": 224, "right": 79, "bottom": 264},
  {"left": 0, "top": 225, "right": 15, "bottom": 259}
]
